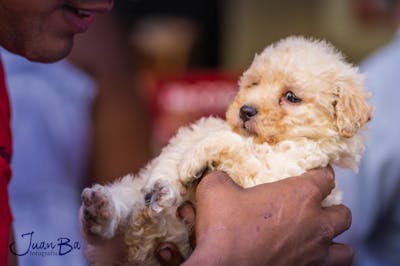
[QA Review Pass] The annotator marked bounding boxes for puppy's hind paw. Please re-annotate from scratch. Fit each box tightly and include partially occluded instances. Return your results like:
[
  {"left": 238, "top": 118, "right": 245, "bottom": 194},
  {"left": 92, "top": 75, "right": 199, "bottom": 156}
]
[
  {"left": 80, "top": 185, "right": 117, "bottom": 239},
  {"left": 146, "top": 179, "right": 177, "bottom": 213}
]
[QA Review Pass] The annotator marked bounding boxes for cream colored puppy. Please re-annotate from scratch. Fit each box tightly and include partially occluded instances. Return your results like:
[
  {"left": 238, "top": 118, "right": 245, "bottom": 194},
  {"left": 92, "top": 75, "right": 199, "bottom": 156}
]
[{"left": 80, "top": 36, "right": 372, "bottom": 265}]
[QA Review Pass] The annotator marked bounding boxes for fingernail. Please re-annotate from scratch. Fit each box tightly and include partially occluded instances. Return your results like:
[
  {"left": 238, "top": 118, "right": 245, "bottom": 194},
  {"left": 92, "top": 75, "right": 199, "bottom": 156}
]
[{"left": 158, "top": 246, "right": 172, "bottom": 262}]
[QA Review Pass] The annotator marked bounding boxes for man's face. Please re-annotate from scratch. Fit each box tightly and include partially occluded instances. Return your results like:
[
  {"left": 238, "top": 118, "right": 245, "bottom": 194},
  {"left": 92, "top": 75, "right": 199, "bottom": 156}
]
[{"left": 0, "top": 0, "right": 113, "bottom": 62}]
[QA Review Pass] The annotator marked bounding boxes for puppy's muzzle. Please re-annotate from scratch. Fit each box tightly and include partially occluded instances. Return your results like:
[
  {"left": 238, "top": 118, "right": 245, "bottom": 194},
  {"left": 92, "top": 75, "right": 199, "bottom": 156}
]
[{"left": 239, "top": 105, "right": 257, "bottom": 122}]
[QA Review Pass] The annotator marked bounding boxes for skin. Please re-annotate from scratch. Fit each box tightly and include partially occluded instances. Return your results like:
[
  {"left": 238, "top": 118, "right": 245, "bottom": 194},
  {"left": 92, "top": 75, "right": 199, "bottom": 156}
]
[
  {"left": 0, "top": 0, "right": 113, "bottom": 63},
  {"left": 157, "top": 168, "right": 353, "bottom": 266}
]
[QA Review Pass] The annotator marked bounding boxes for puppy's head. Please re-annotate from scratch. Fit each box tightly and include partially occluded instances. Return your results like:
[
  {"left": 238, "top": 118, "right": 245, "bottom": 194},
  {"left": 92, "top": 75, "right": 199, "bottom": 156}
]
[{"left": 226, "top": 36, "right": 372, "bottom": 144}]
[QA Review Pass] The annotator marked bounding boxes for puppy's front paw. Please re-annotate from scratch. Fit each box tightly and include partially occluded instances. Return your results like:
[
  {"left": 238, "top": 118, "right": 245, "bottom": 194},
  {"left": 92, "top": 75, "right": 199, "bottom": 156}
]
[
  {"left": 146, "top": 179, "right": 177, "bottom": 213},
  {"left": 80, "top": 185, "right": 117, "bottom": 239}
]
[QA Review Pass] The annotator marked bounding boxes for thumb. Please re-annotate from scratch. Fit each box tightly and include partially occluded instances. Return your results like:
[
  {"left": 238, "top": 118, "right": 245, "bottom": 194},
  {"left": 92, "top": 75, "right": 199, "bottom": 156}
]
[{"left": 196, "top": 171, "right": 240, "bottom": 201}]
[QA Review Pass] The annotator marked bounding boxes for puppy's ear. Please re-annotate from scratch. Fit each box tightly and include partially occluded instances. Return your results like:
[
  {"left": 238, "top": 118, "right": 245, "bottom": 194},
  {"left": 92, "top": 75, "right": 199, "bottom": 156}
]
[{"left": 334, "top": 77, "right": 372, "bottom": 138}]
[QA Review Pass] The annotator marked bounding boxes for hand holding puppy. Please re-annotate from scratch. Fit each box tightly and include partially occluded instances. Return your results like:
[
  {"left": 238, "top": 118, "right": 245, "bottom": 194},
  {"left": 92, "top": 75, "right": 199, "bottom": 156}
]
[{"left": 158, "top": 167, "right": 353, "bottom": 266}]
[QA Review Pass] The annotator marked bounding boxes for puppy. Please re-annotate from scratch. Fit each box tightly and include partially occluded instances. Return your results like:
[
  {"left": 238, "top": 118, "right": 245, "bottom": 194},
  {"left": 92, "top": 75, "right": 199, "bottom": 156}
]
[{"left": 80, "top": 36, "right": 372, "bottom": 265}]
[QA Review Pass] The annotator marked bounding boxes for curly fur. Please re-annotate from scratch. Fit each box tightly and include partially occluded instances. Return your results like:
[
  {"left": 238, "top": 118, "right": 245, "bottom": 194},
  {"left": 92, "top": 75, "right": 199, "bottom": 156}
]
[{"left": 80, "top": 36, "right": 372, "bottom": 265}]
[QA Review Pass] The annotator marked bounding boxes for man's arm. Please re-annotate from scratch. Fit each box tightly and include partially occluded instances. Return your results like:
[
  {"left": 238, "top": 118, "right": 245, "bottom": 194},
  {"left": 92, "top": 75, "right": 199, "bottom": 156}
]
[{"left": 158, "top": 167, "right": 353, "bottom": 266}]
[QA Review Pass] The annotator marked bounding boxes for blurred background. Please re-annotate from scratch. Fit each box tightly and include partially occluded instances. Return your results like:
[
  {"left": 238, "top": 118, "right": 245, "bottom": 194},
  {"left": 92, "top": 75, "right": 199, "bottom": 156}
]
[
  {"left": 5, "top": 0, "right": 400, "bottom": 265},
  {"left": 86, "top": 0, "right": 396, "bottom": 179},
  {"left": 89, "top": 0, "right": 397, "bottom": 175}
]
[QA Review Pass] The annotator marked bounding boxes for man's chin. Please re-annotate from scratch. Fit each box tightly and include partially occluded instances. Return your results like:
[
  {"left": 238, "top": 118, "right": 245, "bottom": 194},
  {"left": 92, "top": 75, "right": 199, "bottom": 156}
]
[
  {"left": 25, "top": 47, "right": 72, "bottom": 63},
  {"left": 21, "top": 37, "right": 74, "bottom": 63}
]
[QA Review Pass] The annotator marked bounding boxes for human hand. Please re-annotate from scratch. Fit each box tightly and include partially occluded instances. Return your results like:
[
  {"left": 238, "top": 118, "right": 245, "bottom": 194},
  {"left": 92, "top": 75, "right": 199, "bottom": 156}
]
[{"left": 157, "top": 167, "right": 353, "bottom": 266}]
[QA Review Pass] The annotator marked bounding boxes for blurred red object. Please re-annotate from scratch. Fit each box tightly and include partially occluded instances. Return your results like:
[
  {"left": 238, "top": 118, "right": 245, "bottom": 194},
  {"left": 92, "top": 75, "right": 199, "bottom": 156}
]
[
  {"left": 353, "top": 0, "right": 397, "bottom": 23},
  {"left": 150, "top": 70, "right": 239, "bottom": 150}
]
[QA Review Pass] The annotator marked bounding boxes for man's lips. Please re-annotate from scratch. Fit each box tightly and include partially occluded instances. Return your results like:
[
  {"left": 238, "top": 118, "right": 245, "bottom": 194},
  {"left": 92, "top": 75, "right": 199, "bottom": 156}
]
[
  {"left": 65, "top": 0, "right": 114, "bottom": 14},
  {"left": 62, "top": 1, "right": 114, "bottom": 33},
  {"left": 62, "top": 5, "right": 95, "bottom": 33}
]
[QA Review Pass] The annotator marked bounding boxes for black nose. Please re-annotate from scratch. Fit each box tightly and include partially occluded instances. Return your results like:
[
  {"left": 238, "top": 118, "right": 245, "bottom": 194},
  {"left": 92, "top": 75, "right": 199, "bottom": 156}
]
[{"left": 239, "top": 105, "right": 257, "bottom": 122}]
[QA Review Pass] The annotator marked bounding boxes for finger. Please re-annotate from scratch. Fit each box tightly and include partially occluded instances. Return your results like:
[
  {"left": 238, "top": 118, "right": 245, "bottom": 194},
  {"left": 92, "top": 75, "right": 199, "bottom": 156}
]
[
  {"left": 156, "top": 242, "right": 185, "bottom": 266},
  {"left": 325, "top": 243, "right": 354, "bottom": 266},
  {"left": 322, "top": 204, "right": 352, "bottom": 237},
  {"left": 177, "top": 202, "right": 197, "bottom": 248},
  {"left": 299, "top": 166, "right": 335, "bottom": 201},
  {"left": 196, "top": 171, "right": 240, "bottom": 199},
  {"left": 177, "top": 201, "right": 196, "bottom": 226}
]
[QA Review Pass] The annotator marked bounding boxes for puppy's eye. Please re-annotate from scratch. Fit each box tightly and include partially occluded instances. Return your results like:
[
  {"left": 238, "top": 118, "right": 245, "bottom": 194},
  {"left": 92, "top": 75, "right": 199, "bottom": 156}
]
[
  {"left": 285, "top": 91, "right": 302, "bottom": 103},
  {"left": 246, "top": 81, "right": 259, "bottom": 88}
]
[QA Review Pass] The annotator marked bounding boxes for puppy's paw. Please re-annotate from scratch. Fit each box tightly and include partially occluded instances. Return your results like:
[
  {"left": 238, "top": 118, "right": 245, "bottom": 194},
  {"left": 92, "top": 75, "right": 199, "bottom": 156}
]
[
  {"left": 80, "top": 185, "right": 117, "bottom": 239},
  {"left": 146, "top": 179, "right": 177, "bottom": 213}
]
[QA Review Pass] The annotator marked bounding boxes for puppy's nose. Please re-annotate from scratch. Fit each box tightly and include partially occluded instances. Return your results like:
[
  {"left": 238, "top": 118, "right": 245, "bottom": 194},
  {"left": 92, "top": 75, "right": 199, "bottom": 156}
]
[{"left": 239, "top": 105, "right": 257, "bottom": 122}]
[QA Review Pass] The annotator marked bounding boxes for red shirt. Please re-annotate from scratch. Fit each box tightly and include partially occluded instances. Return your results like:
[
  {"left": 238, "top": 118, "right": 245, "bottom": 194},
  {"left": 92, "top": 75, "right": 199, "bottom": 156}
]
[{"left": 0, "top": 56, "right": 12, "bottom": 265}]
